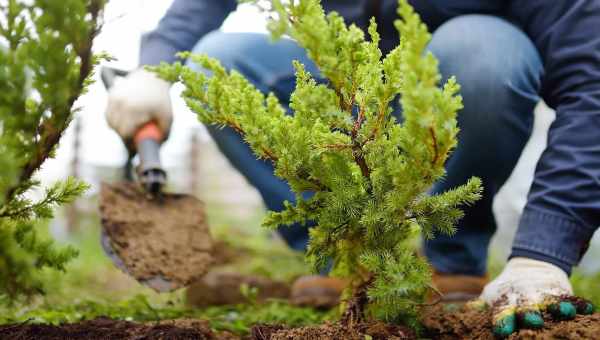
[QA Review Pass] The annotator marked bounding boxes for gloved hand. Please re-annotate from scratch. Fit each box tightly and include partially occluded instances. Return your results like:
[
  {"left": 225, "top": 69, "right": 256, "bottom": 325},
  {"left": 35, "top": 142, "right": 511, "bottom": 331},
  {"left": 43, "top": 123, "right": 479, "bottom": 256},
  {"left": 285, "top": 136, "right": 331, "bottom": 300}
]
[
  {"left": 472, "top": 257, "right": 594, "bottom": 338},
  {"left": 105, "top": 68, "right": 172, "bottom": 143}
]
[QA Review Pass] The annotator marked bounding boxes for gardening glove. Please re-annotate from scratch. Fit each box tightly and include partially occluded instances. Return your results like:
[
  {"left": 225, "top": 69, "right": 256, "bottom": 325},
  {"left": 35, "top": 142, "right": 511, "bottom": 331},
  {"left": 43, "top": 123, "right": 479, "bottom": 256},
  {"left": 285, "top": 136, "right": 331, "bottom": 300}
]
[
  {"left": 105, "top": 68, "right": 172, "bottom": 144},
  {"left": 471, "top": 257, "right": 594, "bottom": 338}
]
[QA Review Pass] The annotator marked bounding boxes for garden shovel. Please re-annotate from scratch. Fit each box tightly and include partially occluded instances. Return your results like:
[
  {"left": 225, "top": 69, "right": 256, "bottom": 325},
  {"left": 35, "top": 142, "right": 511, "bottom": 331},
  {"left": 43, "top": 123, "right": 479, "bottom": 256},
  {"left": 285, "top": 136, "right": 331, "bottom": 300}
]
[{"left": 98, "top": 67, "right": 214, "bottom": 292}]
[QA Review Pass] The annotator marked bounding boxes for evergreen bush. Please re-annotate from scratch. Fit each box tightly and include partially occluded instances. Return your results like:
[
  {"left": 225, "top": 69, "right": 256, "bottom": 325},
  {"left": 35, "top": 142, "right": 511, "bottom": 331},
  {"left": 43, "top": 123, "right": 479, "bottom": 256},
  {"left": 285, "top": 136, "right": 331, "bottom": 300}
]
[
  {"left": 0, "top": 0, "right": 105, "bottom": 300},
  {"left": 154, "top": 0, "right": 482, "bottom": 325}
]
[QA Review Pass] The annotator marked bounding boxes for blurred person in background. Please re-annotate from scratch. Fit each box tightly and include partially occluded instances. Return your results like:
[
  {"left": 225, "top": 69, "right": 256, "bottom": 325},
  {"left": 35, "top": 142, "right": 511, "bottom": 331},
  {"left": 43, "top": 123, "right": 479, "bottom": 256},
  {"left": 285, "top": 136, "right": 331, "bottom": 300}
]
[{"left": 106, "top": 0, "right": 600, "bottom": 333}]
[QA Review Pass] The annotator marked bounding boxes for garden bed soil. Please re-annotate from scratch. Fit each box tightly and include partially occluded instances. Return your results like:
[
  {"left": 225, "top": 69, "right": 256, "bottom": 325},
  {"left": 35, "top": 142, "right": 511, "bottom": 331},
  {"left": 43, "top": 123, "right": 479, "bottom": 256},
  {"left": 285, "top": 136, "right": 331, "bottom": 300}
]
[
  {"left": 99, "top": 182, "right": 214, "bottom": 291},
  {"left": 421, "top": 303, "right": 600, "bottom": 339},
  {"left": 2, "top": 309, "right": 600, "bottom": 339},
  {"left": 251, "top": 322, "right": 415, "bottom": 339},
  {"left": 0, "top": 318, "right": 237, "bottom": 340},
  {"left": 0, "top": 319, "right": 413, "bottom": 340}
]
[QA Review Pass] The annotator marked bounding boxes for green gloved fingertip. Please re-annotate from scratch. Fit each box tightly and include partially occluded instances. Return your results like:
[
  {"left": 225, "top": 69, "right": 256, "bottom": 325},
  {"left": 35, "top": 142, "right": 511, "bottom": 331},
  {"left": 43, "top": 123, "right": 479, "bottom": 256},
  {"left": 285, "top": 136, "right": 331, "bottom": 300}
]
[
  {"left": 565, "top": 297, "right": 594, "bottom": 315},
  {"left": 517, "top": 310, "right": 544, "bottom": 329},
  {"left": 549, "top": 301, "right": 576, "bottom": 320},
  {"left": 493, "top": 313, "right": 516, "bottom": 338},
  {"left": 577, "top": 301, "right": 594, "bottom": 315}
]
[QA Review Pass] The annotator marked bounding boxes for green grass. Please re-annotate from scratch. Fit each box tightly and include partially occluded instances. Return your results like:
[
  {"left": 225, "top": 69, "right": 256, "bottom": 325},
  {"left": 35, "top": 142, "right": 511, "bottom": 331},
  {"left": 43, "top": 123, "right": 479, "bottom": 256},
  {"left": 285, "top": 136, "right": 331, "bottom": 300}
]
[
  {"left": 572, "top": 271, "right": 600, "bottom": 308},
  {"left": 0, "top": 295, "right": 329, "bottom": 334}
]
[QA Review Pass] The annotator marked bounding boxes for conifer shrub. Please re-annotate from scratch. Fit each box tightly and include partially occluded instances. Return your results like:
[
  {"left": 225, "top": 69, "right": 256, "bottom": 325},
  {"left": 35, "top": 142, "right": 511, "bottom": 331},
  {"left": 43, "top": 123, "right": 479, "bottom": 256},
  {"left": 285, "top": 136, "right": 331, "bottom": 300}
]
[
  {"left": 154, "top": 0, "right": 482, "bottom": 325},
  {"left": 0, "top": 0, "right": 105, "bottom": 299}
]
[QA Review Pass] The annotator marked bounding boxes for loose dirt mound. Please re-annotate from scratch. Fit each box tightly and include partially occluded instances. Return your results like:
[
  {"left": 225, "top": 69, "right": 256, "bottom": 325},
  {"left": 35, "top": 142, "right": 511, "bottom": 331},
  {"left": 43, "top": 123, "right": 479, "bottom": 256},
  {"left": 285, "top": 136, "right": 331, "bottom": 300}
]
[
  {"left": 251, "top": 322, "right": 415, "bottom": 339},
  {"left": 0, "top": 318, "right": 237, "bottom": 340},
  {"left": 422, "top": 303, "right": 600, "bottom": 339},
  {"left": 99, "top": 182, "right": 214, "bottom": 291}
]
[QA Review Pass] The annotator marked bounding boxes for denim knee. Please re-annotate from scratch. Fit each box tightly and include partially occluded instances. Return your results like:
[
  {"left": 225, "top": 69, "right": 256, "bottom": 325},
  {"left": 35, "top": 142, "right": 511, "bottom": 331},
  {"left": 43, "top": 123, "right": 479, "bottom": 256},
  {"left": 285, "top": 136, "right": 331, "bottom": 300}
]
[
  {"left": 428, "top": 15, "right": 542, "bottom": 139},
  {"left": 186, "top": 31, "right": 246, "bottom": 72}
]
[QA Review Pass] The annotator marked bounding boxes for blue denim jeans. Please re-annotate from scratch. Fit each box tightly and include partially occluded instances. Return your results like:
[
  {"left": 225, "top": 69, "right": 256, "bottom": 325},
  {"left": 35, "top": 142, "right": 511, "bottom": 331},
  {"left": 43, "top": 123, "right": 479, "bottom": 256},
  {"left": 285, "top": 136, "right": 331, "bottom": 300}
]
[{"left": 188, "top": 15, "right": 543, "bottom": 276}]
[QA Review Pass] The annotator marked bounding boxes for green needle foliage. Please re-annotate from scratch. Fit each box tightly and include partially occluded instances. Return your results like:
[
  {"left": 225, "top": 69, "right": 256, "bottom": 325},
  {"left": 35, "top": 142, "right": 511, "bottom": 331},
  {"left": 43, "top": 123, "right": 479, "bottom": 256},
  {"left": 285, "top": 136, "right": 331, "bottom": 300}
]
[
  {"left": 153, "top": 0, "right": 482, "bottom": 325},
  {"left": 0, "top": 0, "right": 106, "bottom": 300}
]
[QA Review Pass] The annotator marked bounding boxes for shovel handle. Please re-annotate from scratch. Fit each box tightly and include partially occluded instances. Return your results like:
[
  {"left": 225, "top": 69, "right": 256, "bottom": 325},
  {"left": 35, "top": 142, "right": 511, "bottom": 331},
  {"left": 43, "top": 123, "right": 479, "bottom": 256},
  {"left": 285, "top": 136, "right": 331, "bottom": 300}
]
[
  {"left": 135, "top": 122, "right": 166, "bottom": 194},
  {"left": 134, "top": 121, "right": 163, "bottom": 146},
  {"left": 101, "top": 67, "right": 129, "bottom": 90}
]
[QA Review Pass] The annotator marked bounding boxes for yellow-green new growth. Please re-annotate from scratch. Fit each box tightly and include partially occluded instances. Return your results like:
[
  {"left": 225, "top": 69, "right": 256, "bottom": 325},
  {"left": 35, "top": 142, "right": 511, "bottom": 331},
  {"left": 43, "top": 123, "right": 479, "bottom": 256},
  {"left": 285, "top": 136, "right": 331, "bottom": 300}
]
[{"left": 153, "top": 0, "right": 482, "bottom": 326}]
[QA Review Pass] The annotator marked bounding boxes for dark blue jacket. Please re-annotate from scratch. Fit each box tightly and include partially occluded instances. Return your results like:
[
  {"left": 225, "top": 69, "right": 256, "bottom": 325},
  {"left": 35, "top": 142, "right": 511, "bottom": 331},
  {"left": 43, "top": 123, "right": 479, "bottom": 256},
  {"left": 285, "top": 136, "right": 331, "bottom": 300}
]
[{"left": 140, "top": 0, "right": 600, "bottom": 271}]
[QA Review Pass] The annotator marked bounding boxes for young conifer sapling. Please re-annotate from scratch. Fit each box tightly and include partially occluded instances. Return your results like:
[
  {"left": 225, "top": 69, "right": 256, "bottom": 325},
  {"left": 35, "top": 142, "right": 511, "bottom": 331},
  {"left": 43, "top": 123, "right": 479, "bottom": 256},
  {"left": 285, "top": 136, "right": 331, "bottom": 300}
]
[{"left": 153, "top": 0, "right": 482, "bottom": 325}]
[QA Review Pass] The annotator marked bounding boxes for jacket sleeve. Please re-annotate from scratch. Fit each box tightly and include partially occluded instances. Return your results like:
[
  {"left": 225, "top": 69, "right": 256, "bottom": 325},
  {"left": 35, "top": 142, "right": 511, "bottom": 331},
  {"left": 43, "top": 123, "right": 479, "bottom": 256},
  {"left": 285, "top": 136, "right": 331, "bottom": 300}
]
[
  {"left": 508, "top": 1, "right": 600, "bottom": 272},
  {"left": 139, "top": 0, "right": 237, "bottom": 66}
]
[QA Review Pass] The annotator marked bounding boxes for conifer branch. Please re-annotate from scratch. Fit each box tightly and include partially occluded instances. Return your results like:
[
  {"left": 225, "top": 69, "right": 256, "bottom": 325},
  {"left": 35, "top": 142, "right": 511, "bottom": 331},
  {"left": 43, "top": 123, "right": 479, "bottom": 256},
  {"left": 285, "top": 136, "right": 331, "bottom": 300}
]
[
  {"left": 351, "top": 107, "right": 371, "bottom": 179},
  {"left": 429, "top": 126, "right": 439, "bottom": 165},
  {"left": 6, "top": 0, "right": 104, "bottom": 201},
  {"left": 367, "top": 95, "right": 393, "bottom": 141},
  {"left": 222, "top": 118, "right": 280, "bottom": 162},
  {"left": 352, "top": 146, "right": 371, "bottom": 179},
  {"left": 322, "top": 143, "right": 353, "bottom": 150}
]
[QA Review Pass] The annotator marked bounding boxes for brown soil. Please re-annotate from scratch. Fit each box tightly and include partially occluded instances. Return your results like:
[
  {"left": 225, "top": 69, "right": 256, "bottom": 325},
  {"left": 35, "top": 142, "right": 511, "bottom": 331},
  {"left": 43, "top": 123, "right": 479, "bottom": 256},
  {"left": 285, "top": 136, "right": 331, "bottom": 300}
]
[
  {"left": 99, "top": 182, "right": 214, "bottom": 292},
  {"left": 185, "top": 271, "right": 291, "bottom": 307},
  {"left": 421, "top": 303, "right": 600, "bottom": 339},
  {"left": 3, "top": 309, "right": 599, "bottom": 340},
  {"left": 0, "top": 318, "right": 238, "bottom": 340},
  {"left": 251, "top": 322, "right": 415, "bottom": 340}
]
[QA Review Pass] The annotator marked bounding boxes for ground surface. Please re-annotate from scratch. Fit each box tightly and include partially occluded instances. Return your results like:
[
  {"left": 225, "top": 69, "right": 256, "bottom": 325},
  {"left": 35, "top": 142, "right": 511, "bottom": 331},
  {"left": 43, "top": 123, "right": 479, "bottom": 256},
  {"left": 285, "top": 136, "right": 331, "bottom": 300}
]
[
  {"left": 422, "top": 304, "right": 600, "bottom": 339},
  {"left": 252, "top": 322, "right": 415, "bottom": 339},
  {"left": 4, "top": 309, "right": 600, "bottom": 340},
  {"left": 0, "top": 318, "right": 238, "bottom": 340},
  {"left": 0, "top": 319, "right": 413, "bottom": 340}
]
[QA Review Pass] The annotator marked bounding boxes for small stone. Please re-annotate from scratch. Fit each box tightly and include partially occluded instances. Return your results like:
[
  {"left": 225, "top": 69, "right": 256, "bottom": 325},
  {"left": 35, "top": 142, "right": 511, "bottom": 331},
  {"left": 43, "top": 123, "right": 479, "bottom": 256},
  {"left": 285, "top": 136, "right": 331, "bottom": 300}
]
[{"left": 549, "top": 301, "right": 576, "bottom": 320}]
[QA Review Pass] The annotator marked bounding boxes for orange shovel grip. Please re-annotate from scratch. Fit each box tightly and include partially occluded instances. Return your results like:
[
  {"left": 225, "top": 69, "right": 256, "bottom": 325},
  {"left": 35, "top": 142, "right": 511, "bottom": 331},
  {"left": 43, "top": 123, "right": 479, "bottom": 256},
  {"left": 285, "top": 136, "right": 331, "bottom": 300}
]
[{"left": 134, "top": 121, "right": 163, "bottom": 146}]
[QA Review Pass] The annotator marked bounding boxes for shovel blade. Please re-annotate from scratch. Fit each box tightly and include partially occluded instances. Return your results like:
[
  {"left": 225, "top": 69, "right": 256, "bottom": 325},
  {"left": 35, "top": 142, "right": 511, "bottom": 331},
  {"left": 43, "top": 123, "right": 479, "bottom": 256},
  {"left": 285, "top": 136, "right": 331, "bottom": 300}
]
[
  {"left": 99, "top": 182, "right": 214, "bottom": 292},
  {"left": 100, "top": 229, "right": 178, "bottom": 292}
]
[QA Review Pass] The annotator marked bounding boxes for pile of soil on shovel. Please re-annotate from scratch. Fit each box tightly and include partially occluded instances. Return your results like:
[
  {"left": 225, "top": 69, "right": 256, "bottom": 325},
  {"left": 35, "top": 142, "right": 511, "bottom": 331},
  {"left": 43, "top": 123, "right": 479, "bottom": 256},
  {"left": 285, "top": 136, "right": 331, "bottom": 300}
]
[
  {"left": 99, "top": 182, "right": 214, "bottom": 290},
  {"left": 0, "top": 318, "right": 238, "bottom": 340},
  {"left": 421, "top": 303, "right": 600, "bottom": 339}
]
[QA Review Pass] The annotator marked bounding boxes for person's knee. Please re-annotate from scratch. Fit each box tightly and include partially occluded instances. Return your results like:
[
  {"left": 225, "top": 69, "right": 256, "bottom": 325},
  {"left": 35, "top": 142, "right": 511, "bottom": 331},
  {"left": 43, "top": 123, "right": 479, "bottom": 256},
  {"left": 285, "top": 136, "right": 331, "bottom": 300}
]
[
  {"left": 187, "top": 31, "right": 275, "bottom": 72},
  {"left": 428, "top": 15, "right": 543, "bottom": 125},
  {"left": 187, "top": 31, "right": 242, "bottom": 70}
]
